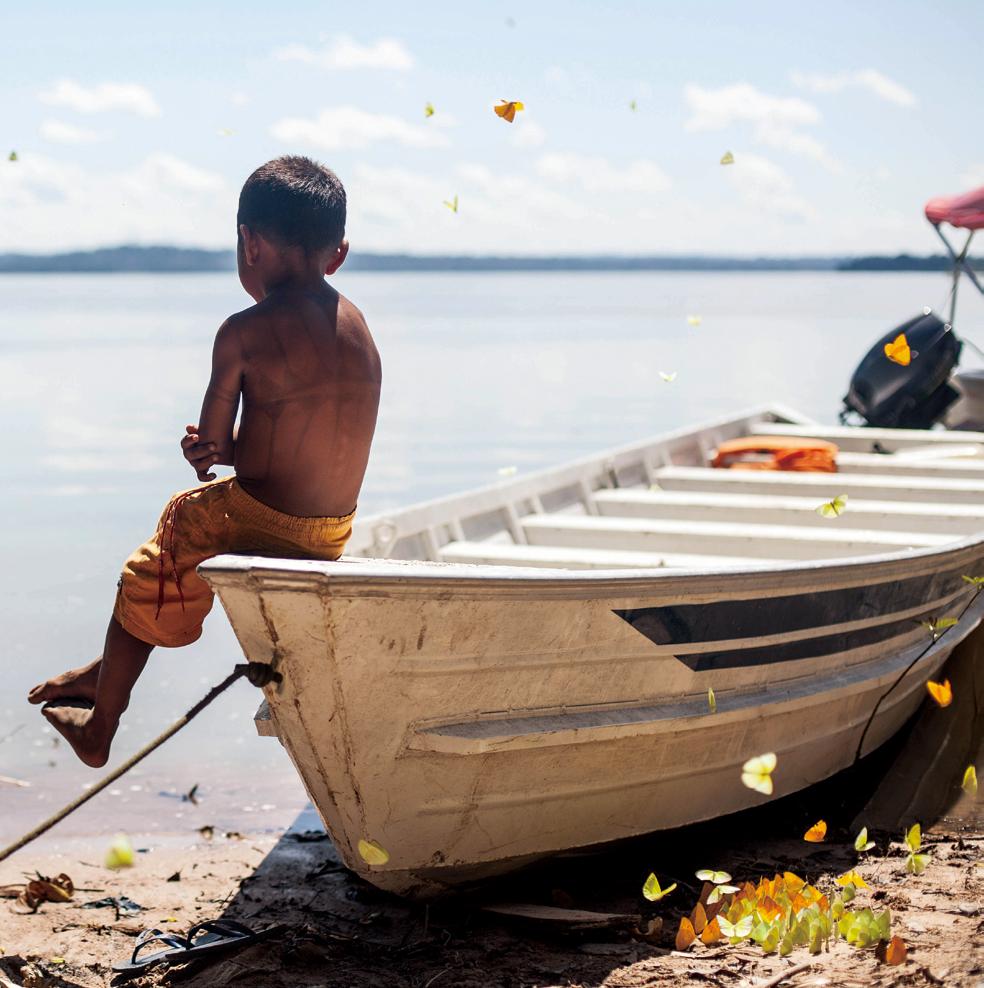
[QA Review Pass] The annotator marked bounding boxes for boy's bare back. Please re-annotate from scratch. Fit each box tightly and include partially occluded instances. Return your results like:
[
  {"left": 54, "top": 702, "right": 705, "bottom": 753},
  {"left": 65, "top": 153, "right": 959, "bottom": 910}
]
[{"left": 203, "top": 285, "right": 380, "bottom": 519}]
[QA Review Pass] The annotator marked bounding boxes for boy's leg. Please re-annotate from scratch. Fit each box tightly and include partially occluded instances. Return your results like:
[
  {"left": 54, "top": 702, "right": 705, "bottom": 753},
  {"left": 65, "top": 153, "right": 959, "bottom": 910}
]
[
  {"left": 29, "top": 657, "right": 103, "bottom": 705},
  {"left": 42, "top": 616, "right": 153, "bottom": 768}
]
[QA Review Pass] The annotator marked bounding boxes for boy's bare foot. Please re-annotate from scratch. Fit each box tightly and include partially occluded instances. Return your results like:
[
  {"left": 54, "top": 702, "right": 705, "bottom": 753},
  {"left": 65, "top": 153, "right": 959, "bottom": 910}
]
[
  {"left": 41, "top": 703, "right": 113, "bottom": 768},
  {"left": 28, "top": 659, "right": 102, "bottom": 705}
]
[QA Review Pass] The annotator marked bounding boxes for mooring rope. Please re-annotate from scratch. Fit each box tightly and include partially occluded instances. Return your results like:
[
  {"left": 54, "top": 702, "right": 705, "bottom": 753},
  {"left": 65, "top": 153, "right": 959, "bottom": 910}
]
[{"left": 0, "top": 662, "right": 280, "bottom": 865}]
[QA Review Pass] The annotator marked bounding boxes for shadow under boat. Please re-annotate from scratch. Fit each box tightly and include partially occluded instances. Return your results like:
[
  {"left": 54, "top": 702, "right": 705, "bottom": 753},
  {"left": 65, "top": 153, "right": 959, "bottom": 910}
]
[{"left": 151, "top": 628, "right": 983, "bottom": 986}]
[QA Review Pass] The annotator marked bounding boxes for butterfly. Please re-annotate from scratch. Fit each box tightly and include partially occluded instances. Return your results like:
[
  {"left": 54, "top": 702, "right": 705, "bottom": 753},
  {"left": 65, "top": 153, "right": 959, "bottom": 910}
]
[
  {"left": 803, "top": 820, "right": 827, "bottom": 842},
  {"left": 836, "top": 869, "right": 869, "bottom": 888},
  {"left": 444, "top": 194, "right": 459, "bottom": 213},
  {"left": 716, "top": 914, "right": 753, "bottom": 940},
  {"left": 675, "top": 916, "right": 696, "bottom": 950},
  {"left": 707, "top": 687, "right": 716, "bottom": 713},
  {"left": 629, "top": 99, "right": 638, "bottom": 111},
  {"left": 707, "top": 882, "right": 740, "bottom": 904},
  {"left": 659, "top": 371, "right": 677, "bottom": 383},
  {"left": 962, "top": 764, "right": 978, "bottom": 795},
  {"left": 8, "top": 150, "right": 18, "bottom": 162},
  {"left": 494, "top": 99, "right": 525, "bottom": 123},
  {"left": 687, "top": 314, "right": 702, "bottom": 327},
  {"left": 642, "top": 873, "right": 677, "bottom": 901},
  {"left": 497, "top": 465, "right": 518, "bottom": 477},
  {"left": 741, "top": 752, "right": 777, "bottom": 795},
  {"left": 925, "top": 678, "right": 953, "bottom": 707},
  {"left": 884, "top": 333, "right": 917, "bottom": 366},
  {"left": 424, "top": 102, "right": 435, "bottom": 118},
  {"left": 695, "top": 868, "right": 731, "bottom": 885},
  {"left": 816, "top": 493, "right": 848, "bottom": 518},
  {"left": 105, "top": 833, "right": 135, "bottom": 870},
  {"left": 720, "top": 151, "right": 734, "bottom": 165},
  {"left": 904, "top": 823, "right": 929, "bottom": 874},
  {"left": 854, "top": 826, "right": 875, "bottom": 852},
  {"left": 962, "top": 575, "right": 984, "bottom": 586},
  {"left": 880, "top": 935, "right": 908, "bottom": 966},
  {"left": 921, "top": 618, "right": 957, "bottom": 640},
  {"left": 357, "top": 838, "right": 390, "bottom": 866},
  {"left": 217, "top": 128, "right": 235, "bottom": 137}
]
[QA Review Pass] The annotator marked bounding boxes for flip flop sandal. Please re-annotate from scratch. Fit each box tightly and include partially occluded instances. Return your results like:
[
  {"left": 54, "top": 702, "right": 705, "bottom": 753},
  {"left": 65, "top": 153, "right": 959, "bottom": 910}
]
[
  {"left": 112, "top": 928, "right": 192, "bottom": 973},
  {"left": 178, "top": 919, "right": 276, "bottom": 960}
]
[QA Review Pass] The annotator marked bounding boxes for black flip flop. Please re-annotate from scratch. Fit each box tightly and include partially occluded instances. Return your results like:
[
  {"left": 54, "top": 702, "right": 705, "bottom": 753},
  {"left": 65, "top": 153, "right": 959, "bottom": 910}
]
[
  {"left": 111, "top": 928, "right": 191, "bottom": 973},
  {"left": 179, "top": 918, "right": 276, "bottom": 959}
]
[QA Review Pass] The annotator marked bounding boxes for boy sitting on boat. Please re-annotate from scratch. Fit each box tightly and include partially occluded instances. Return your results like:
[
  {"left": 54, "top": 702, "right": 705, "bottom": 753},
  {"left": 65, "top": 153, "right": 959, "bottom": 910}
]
[{"left": 28, "top": 156, "right": 381, "bottom": 767}]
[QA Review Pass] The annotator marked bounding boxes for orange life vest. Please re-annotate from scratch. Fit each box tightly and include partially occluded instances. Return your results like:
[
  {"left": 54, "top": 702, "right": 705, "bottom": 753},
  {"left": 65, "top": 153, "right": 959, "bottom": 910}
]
[{"left": 711, "top": 436, "right": 838, "bottom": 472}]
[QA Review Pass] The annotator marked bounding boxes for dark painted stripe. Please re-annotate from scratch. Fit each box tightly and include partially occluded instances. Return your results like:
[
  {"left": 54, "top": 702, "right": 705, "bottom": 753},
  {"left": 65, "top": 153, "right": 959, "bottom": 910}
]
[
  {"left": 613, "top": 565, "right": 969, "bottom": 648},
  {"left": 674, "top": 611, "right": 941, "bottom": 671}
]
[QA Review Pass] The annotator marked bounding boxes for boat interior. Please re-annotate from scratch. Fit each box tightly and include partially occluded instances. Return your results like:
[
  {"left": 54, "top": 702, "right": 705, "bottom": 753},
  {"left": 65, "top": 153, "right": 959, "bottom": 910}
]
[{"left": 349, "top": 413, "right": 984, "bottom": 571}]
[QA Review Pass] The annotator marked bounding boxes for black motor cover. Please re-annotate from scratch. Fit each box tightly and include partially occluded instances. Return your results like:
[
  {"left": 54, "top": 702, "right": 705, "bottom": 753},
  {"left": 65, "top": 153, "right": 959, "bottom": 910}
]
[{"left": 842, "top": 310, "right": 962, "bottom": 428}]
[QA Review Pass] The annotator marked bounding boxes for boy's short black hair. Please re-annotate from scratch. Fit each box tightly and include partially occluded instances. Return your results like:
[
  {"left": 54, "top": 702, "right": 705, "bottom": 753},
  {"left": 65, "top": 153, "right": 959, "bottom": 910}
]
[{"left": 237, "top": 156, "right": 346, "bottom": 254}]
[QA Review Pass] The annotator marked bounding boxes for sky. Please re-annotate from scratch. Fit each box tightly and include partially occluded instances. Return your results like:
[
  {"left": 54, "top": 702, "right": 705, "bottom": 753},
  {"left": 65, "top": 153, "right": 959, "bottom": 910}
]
[{"left": 1, "top": 0, "right": 982, "bottom": 257}]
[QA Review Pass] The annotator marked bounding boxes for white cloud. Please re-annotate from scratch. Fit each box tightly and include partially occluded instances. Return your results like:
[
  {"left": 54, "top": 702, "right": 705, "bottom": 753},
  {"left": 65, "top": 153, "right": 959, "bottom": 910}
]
[
  {"left": 38, "top": 78, "right": 161, "bottom": 117},
  {"left": 685, "top": 83, "right": 819, "bottom": 133},
  {"left": 0, "top": 152, "right": 233, "bottom": 251},
  {"left": 536, "top": 153, "right": 672, "bottom": 195},
  {"left": 273, "top": 35, "right": 413, "bottom": 71},
  {"left": 723, "top": 152, "right": 816, "bottom": 220},
  {"left": 271, "top": 106, "right": 448, "bottom": 151},
  {"left": 684, "top": 83, "right": 839, "bottom": 173},
  {"left": 511, "top": 118, "right": 547, "bottom": 149},
  {"left": 791, "top": 69, "right": 916, "bottom": 107},
  {"left": 39, "top": 119, "right": 103, "bottom": 145}
]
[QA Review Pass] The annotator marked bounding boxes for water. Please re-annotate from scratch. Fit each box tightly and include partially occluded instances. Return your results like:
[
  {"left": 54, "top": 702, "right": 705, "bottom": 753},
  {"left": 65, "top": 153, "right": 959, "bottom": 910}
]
[{"left": 0, "top": 269, "right": 972, "bottom": 842}]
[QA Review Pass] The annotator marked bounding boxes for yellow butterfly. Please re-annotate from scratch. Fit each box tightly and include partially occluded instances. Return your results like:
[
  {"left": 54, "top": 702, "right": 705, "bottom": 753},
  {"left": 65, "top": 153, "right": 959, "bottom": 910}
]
[
  {"left": 8, "top": 150, "right": 17, "bottom": 162},
  {"left": 659, "top": 371, "right": 677, "bottom": 383},
  {"left": 836, "top": 869, "right": 868, "bottom": 888},
  {"left": 642, "top": 873, "right": 677, "bottom": 901},
  {"left": 444, "top": 194, "right": 459, "bottom": 213},
  {"left": 884, "top": 333, "right": 917, "bottom": 366},
  {"left": 921, "top": 617, "right": 957, "bottom": 639},
  {"left": 803, "top": 820, "right": 827, "bottom": 842},
  {"left": 424, "top": 102, "right": 435, "bottom": 118},
  {"left": 720, "top": 151, "right": 734, "bottom": 165},
  {"left": 687, "top": 314, "right": 702, "bottom": 327},
  {"left": 962, "top": 764, "right": 977, "bottom": 795},
  {"left": 695, "top": 868, "right": 731, "bottom": 885},
  {"left": 962, "top": 575, "right": 984, "bottom": 587},
  {"left": 925, "top": 678, "right": 953, "bottom": 707},
  {"left": 105, "top": 833, "right": 135, "bottom": 870},
  {"left": 816, "top": 493, "right": 848, "bottom": 518},
  {"left": 707, "top": 687, "right": 717, "bottom": 713},
  {"left": 854, "top": 826, "right": 875, "bottom": 852},
  {"left": 741, "top": 752, "right": 776, "bottom": 795},
  {"left": 357, "top": 838, "right": 390, "bottom": 866},
  {"left": 717, "top": 914, "right": 753, "bottom": 940},
  {"left": 497, "top": 465, "right": 518, "bottom": 477},
  {"left": 494, "top": 99, "right": 525, "bottom": 123},
  {"left": 217, "top": 128, "right": 235, "bottom": 137},
  {"left": 629, "top": 99, "right": 638, "bottom": 112}
]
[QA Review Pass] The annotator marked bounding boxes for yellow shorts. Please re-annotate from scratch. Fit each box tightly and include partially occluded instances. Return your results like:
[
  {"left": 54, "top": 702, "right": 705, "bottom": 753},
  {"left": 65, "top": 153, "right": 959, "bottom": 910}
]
[{"left": 114, "top": 477, "right": 355, "bottom": 648}]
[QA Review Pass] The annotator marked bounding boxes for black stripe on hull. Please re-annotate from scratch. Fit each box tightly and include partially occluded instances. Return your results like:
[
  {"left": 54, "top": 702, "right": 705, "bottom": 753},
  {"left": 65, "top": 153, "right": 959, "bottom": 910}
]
[
  {"left": 673, "top": 611, "right": 938, "bottom": 671},
  {"left": 613, "top": 566, "right": 969, "bottom": 649}
]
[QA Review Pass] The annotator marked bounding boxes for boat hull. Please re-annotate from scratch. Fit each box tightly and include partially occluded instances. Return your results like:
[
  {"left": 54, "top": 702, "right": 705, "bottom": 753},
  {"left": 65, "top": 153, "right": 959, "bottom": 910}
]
[{"left": 202, "top": 542, "right": 984, "bottom": 895}]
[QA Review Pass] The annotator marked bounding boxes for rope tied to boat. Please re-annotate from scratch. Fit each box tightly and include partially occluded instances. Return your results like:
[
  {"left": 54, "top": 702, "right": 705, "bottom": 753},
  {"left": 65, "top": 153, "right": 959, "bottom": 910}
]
[{"left": 0, "top": 661, "right": 281, "bottom": 865}]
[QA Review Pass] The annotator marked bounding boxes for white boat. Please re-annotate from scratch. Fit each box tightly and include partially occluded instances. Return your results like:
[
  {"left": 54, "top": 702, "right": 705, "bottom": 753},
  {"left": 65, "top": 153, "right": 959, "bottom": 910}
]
[{"left": 200, "top": 404, "right": 984, "bottom": 896}]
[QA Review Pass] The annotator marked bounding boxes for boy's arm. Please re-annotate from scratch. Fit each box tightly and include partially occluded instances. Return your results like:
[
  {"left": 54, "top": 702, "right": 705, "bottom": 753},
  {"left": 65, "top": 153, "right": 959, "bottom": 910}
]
[{"left": 190, "top": 320, "right": 243, "bottom": 481}]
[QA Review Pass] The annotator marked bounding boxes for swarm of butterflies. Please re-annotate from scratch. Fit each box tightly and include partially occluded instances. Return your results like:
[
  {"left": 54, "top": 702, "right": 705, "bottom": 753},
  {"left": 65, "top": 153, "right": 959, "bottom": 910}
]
[{"left": 426, "top": 100, "right": 733, "bottom": 215}]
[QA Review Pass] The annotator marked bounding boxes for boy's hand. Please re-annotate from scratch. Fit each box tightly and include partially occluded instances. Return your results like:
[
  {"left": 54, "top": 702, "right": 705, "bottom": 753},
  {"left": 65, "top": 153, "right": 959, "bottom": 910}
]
[{"left": 181, "top": 424, "right": 219, "bottom": 482}]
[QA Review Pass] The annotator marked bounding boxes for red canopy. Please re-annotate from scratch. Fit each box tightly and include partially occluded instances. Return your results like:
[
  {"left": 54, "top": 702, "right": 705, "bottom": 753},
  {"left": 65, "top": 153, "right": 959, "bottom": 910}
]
[{"left": 925, "top": 184, "right": 984, "bottom": 230}]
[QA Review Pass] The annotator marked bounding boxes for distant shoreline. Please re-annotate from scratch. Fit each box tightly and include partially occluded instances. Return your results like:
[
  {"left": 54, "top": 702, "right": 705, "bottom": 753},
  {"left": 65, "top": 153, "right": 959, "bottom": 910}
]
[{"left": 0, "top": 245, "right": 979, "bottom": 274}]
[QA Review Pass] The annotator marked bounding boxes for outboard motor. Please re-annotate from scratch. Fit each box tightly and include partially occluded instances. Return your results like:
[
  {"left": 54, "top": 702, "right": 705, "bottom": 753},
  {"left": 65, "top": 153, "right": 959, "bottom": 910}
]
[{"left": 841, "top": 309, "right": 962, "bottom": 429}]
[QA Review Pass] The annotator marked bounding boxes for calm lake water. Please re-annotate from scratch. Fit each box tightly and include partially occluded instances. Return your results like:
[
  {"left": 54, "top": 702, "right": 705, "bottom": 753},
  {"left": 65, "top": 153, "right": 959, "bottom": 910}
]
[{"left": 0, "top": 269, "right": 973, "bottom": 842}]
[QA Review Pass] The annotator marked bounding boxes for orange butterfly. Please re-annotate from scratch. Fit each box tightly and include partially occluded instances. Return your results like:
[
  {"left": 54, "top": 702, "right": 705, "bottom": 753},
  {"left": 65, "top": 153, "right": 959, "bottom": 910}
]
[
  {"left": 803, "top": 819, "right": 827, "bottom": 842},
  {"left": 925, "top": 678, "right": 952, "bottom": 708},
  {"left": 884, "top": 333, "right": 917, "bottom": 366},
  {"left": 675, "top": 916, "right": 696, "bottom": 950},
  {"left": 494, "top": 99, "right": 525, "bottom": 123}
]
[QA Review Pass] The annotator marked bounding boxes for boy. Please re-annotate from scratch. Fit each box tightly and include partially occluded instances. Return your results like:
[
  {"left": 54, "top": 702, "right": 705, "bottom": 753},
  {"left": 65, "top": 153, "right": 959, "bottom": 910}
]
[{"left": 28, "top": 156, "right": 381, "bottom": 767}]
